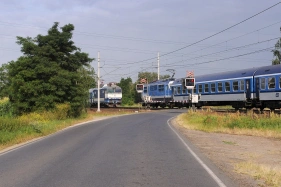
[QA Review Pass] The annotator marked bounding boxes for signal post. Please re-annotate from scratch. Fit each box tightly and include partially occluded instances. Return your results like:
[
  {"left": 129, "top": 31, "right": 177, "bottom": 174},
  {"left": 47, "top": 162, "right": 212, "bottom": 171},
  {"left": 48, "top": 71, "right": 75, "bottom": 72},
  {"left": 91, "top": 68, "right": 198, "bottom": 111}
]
[{"left": 185, "top": 71, "right": 198, "bottom": 111}]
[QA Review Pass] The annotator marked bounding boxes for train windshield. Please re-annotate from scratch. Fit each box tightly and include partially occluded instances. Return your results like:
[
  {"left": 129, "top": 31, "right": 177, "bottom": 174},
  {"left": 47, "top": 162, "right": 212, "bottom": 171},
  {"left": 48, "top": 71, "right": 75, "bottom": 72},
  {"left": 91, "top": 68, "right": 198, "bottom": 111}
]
[{"left": 108, "top": 87, "right": 122, "bottom": 93}]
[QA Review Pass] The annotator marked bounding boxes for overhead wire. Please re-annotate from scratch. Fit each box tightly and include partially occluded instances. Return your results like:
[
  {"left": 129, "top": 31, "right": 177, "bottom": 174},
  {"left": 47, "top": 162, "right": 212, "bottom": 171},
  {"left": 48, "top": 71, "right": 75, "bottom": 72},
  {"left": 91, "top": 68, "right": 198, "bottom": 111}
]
[
  {"left": 104, "top": 46, "right": 274, "bottom": 81},
  {"left": 110, "top": 2, "right": 281, "bottom": 66}
]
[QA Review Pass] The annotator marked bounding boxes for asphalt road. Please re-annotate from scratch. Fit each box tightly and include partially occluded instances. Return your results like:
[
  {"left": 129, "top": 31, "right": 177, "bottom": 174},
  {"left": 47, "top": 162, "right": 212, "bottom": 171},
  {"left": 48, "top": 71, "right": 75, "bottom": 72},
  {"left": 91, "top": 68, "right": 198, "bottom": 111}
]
[{"left": 0, "top": 110, "right": 236, "bottom": 187}]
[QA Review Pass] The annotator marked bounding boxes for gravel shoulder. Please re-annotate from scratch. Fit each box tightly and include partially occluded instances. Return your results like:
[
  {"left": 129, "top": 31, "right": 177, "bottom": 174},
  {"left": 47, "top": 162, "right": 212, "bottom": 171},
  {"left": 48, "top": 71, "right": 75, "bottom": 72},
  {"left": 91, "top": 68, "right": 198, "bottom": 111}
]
[{"left": 172, "top": 118, "right": 281, "bottom": 187}]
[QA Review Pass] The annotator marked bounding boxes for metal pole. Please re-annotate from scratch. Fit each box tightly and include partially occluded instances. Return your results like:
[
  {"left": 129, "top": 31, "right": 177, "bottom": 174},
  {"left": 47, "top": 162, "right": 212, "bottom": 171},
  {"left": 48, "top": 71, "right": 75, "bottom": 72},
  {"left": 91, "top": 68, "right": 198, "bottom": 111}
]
[
  {"left": 97, "top": 51, "right": 100, "bottom": 112},
  {"left": 158, "top": 52, "right": 160, "bottom": 80}
]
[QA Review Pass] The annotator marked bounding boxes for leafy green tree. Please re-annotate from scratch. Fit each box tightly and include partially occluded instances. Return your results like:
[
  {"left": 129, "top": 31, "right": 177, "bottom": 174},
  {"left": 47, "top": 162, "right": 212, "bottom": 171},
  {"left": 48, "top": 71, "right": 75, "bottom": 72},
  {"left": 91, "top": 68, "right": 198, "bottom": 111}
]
[
  {"left": 137, "top": 72, "right": 170, "bottom": 83},
  {"left": 272, "top": 27, "right": 281, "bottom": 65},
  {"left": 117, "top": 77, "right": 135, "bottom": 105},
  {"left": 0, "top": 63, "right": 10, "bottom": 98},
  {"left": 7, "top": 22, "right": 94, "bottom": 116}
]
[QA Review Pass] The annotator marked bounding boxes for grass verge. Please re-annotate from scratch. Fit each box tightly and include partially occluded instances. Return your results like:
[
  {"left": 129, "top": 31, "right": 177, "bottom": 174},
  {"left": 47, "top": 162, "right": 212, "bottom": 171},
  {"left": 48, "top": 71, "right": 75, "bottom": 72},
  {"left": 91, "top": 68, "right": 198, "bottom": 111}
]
[
  {"left": 176, "top": 110, "right": 281, "bottom": 187},
  {"left": 0, "top": 108, "right": 136, "bottom": 151},
  {"left": 176, "top": 110, "right": 281, "bottom": 138}
]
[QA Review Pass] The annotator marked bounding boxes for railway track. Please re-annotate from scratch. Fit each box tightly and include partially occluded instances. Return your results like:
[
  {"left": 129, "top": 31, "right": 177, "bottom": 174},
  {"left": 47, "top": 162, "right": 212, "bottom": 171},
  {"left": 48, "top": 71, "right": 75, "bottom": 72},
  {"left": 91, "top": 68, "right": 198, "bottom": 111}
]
[
  {"left": 88, "top": 106, "right": 164, "bottom": 112},
  {"left": 201, "top": 108, "right": 281, "bottom": 115},
  {"left": 88, "top": 106, "right": 281, "bottom": 115}
]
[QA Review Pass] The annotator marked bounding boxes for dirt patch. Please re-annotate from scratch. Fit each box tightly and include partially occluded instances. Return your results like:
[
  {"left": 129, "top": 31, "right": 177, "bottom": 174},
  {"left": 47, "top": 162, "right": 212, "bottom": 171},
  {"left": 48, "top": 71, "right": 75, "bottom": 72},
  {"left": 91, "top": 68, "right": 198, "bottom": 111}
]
[{"left": 172, "top": 119, "right": 281, "bottom": 187}]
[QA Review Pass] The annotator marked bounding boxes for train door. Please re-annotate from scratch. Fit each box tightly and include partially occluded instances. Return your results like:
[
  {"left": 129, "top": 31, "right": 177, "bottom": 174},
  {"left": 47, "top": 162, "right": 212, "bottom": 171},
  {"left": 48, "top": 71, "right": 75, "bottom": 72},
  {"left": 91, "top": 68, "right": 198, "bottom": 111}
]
[
  {"left": 255, "top": 78, "right": 260, "bottom": 99},
  {"left": 245, "top": 79, "right": 252, "bottom": 99}
]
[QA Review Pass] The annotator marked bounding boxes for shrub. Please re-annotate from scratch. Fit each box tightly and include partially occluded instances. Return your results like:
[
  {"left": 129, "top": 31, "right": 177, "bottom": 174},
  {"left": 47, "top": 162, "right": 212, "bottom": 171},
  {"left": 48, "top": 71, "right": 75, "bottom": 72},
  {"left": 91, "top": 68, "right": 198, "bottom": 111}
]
[
  {"left": 0, "top": 98, "right": 13, "bottom": 117},
  {"left": 53, "top": 103, "right": 71, "bottom": 120}
]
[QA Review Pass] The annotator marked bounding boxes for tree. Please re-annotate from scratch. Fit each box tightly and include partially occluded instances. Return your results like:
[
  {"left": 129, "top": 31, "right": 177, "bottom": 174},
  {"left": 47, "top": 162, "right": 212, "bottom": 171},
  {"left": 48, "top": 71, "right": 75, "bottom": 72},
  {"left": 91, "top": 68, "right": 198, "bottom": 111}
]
[
  {"left": 117, "top": 77, "right": 135, "bottom": 105},
  {"left": 272, "top": 27, "right": 281, "bottom": 65},
  {"left": 137, "top": 72, "right": 171, "bottom": 83},
  {"left": 7, "top": 22, "right": 94, "bottom": 116},
  {"left": 0, "top": 63, "right": 10, "bottom": 98}
]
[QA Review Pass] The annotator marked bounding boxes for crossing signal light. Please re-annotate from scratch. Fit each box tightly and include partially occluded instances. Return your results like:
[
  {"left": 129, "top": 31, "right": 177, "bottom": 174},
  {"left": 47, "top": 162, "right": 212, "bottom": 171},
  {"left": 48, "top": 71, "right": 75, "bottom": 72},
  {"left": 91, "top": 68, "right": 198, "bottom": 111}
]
[
  {"left": 185, "top": 78, "right": 195, "bottom": 88},
  {"left": 136, "top": 84, "right": 144, "bottom": 93}
]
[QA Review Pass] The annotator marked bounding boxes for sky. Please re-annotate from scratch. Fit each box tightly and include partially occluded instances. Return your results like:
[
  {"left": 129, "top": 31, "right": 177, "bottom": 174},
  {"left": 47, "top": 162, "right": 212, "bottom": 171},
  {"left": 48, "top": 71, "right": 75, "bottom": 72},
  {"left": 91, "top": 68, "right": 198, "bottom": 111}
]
[{"left": 0, "top": 0, "right": 280, "bottom": 83}]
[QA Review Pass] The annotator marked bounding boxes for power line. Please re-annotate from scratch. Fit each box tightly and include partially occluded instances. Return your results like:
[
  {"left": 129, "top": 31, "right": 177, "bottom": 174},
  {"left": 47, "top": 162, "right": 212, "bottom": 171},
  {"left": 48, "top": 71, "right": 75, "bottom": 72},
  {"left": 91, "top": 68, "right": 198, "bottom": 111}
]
[
  {"left": 101, "top": 37, "right": 279, "bottom": 68},
  {"left": 105, "top": 46, "right": 274, "bottom": 80},
  {"left": 160, "top": 2, "right": 281, "bottom": 57},
  {"left": 159, "top": 37, "right": 279, "bottom": 67},
  {"left": 117, "top": 2, "right": 281, "bottom": 65}
]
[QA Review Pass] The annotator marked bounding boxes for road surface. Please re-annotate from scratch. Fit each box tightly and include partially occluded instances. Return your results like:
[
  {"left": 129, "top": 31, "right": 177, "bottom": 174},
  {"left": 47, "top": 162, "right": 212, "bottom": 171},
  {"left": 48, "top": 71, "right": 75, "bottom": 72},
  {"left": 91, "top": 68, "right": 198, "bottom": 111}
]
[{"left": 0, "top": 110, "right": 236, "bottom": 187}]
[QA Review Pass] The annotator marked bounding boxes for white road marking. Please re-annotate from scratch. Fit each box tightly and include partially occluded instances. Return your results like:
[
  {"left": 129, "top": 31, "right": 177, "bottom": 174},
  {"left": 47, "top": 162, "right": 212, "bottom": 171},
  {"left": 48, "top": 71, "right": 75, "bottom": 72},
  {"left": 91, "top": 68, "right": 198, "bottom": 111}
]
[{"left": 167, "top": 117, "right": 227, "bottom": 187}]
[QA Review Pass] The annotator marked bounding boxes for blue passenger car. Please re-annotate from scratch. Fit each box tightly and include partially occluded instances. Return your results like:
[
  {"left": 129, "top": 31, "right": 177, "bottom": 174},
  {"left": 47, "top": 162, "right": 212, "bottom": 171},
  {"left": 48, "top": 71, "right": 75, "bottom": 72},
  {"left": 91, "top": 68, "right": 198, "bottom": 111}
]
[
  {"left": 193, "top": 67, "right": 258, "bottom": 109},
  {"left": 177, "top": 64, "right": 281, "bottom": 110},
  {"left": 170, "top": 78, "right": 192, "bottom": 108},
  {"left": 253, "top": 64, "right": 281, "bottom": 110}
]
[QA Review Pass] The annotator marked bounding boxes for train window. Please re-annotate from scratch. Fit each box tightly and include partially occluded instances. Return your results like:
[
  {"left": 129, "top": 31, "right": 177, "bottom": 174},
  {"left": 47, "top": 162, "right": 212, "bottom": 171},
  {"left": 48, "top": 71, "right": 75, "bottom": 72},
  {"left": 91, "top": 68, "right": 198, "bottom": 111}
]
[
  {"left": 144, "top": 87, "right": 147, "bottom": 93},
  {"left": 177, "top": 87, "right": 181, "bottom": 94},
  {"left": 182, "top": 86, "right": 186, "bottom": 94},
  {"left": 198, "top": 84, "right": 203, "bottom": 93},
  {"left": 260, "top": 78, "right": 265, "bottom": 90},
  {"left": 233, "top": 81, "right": 238, "bottom": 91},
  {"left": 240, "top": 80, "right": 245, "bottom": 91},
  {"left": 94, "top": 90, "right": 97, "bottom": 98},
  {"left": 187, "top": 89, "right": 192, "bottom": 94},
  {"left": 204, "top": 83, "right": 209, "bottom": 93},
  {"left": 218, "top": 82, "right": 222, "bottom": 92},
  {"left": 225, "top": 82, "right": 230, "bottom": 92},
  {"left": 268, "top": 77, "right": 275, "bottom": 89},
  {"left": 211, "top": 83, "right": 215, "bottom": 93},
  {"left": 279, "top": 77, "right": 281, "bottom": 88},
  {"left": 194, "top": 85, "right": 197, "bottom": 93},
  {"left": 158, "top": 85, "right": 164, "bottom": 92}
]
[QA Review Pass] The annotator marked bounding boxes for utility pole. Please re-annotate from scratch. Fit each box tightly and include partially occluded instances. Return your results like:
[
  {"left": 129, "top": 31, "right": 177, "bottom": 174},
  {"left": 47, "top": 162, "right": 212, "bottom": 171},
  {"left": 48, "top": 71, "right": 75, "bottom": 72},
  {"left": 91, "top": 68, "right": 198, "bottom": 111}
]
[
  {"left": 157, "top": 52, "right": 160, "bottom": 80},
  {"left": 97, "top": 51, "right": 100, "bottom": 112}
]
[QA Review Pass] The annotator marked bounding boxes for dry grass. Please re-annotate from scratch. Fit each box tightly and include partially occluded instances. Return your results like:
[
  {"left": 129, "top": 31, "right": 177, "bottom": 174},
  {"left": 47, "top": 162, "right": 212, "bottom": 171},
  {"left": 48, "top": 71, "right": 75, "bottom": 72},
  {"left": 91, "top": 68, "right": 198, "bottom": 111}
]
[{"left": 234, "top": 161, "right": 281, "bottom": 187}]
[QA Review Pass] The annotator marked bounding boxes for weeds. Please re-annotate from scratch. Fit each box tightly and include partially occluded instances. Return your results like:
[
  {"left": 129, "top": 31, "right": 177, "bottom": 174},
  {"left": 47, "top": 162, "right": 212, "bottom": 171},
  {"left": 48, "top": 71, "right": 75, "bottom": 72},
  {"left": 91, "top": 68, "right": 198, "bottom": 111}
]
[
  {"left": 235, "top": 161, "right": 281, "bottom": 187},
  {"left": 0, "top": 103, "right": 136, "bottom": 150},
  {"left": 178, "top": 110, "right": 281, "bottom": 138}
]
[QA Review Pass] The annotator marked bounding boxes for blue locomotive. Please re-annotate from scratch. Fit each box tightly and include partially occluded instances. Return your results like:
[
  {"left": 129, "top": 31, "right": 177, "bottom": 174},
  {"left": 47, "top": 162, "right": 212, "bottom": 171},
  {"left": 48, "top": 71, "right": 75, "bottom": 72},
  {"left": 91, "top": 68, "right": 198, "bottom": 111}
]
[
  {"left": 89, "top": 82, "right": 122, "bottom": 107},
  {"left": 140, "top": 78, "right": 175, "bottom": 108}
]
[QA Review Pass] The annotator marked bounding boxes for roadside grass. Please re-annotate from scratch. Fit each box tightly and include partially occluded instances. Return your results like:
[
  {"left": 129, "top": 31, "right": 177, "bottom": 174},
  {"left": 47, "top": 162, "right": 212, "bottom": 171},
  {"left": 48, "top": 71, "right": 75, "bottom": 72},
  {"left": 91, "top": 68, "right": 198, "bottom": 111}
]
[
  {"left": 234, "top": 161, "right": 281, "bottom": 187},
  {"left": 0, "top": 106, "right": 136, "bottom": 151},
  {"left": 176, "top": 110, "right": 281, "bottom": 138},
  {"left": 176, "top": 110, "right": 281, "bottom": 186}
]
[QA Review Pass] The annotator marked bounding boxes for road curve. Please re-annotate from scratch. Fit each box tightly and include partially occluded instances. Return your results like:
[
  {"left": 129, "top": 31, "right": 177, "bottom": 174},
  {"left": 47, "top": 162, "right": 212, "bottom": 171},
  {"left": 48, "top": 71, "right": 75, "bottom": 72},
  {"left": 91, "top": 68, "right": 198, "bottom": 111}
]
[{"left": 0, "top": 110, "right": 236, "bottom": 187}]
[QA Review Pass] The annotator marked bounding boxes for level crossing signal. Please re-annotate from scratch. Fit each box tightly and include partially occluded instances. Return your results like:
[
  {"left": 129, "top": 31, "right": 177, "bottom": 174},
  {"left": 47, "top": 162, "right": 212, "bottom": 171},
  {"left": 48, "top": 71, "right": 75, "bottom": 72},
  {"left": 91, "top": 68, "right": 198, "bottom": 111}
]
[
  {"left": 136, "top": 84, "right": 144, "bottom": 93},
  {"left": 185, "top": 78, "right": 195, "bottom": 89}
]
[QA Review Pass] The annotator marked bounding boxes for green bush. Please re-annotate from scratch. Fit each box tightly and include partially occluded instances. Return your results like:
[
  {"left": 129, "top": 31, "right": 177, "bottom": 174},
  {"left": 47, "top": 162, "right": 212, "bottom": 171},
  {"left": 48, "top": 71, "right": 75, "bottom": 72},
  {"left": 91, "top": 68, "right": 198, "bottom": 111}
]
[
  {"left": 53, "top": 103, "right": 71, "bottom": 120},
  {"left": 0, "top": 98, "right": 13, "bottom": 117}
]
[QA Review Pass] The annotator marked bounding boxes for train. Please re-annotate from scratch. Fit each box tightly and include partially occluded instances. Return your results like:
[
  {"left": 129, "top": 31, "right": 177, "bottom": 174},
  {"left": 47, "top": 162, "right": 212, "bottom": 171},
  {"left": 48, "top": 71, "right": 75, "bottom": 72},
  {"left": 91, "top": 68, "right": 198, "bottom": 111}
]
[
  {"left": 140, "top": 78, "right": 175, "bottom": 108},
  {"left": 139, "top": 64, "right": 281, "bottom": 111},
  {"left": 89, "top": 82, "right": 122, "bottom": 107}
]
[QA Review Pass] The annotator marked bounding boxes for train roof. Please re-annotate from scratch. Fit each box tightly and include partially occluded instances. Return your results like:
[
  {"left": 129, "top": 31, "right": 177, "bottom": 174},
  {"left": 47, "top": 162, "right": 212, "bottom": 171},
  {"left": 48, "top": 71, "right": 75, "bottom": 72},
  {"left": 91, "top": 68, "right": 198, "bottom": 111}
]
[
  {"left": 254, "top": 64, "right": 281, "bottom": 76},
  {"left": 170, "top": 78, "right": 184, "bottom": 86},
  {"left": 195, "top": 67, "right": 258, "bottom": 82},
  {"left": 147, "top": 78, "right": 175, "bottom": 85},
  {"left": 192, "top": 64, "right": 281, "bottom": 83}
]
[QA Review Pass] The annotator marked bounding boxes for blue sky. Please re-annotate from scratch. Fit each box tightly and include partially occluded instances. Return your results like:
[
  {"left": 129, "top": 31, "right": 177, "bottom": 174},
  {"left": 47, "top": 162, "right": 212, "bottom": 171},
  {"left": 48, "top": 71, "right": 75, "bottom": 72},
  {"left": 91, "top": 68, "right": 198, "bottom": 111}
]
[{"left": 0, "top": 0, "right": 280, "bottom": 83}]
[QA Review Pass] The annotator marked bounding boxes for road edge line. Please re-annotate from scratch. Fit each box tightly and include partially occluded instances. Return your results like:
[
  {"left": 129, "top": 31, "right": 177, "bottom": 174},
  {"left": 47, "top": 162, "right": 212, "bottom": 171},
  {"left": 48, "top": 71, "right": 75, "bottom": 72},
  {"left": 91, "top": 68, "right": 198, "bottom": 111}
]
[{"left": 167, "top": 117, "right": 227, "bottom": 187}]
